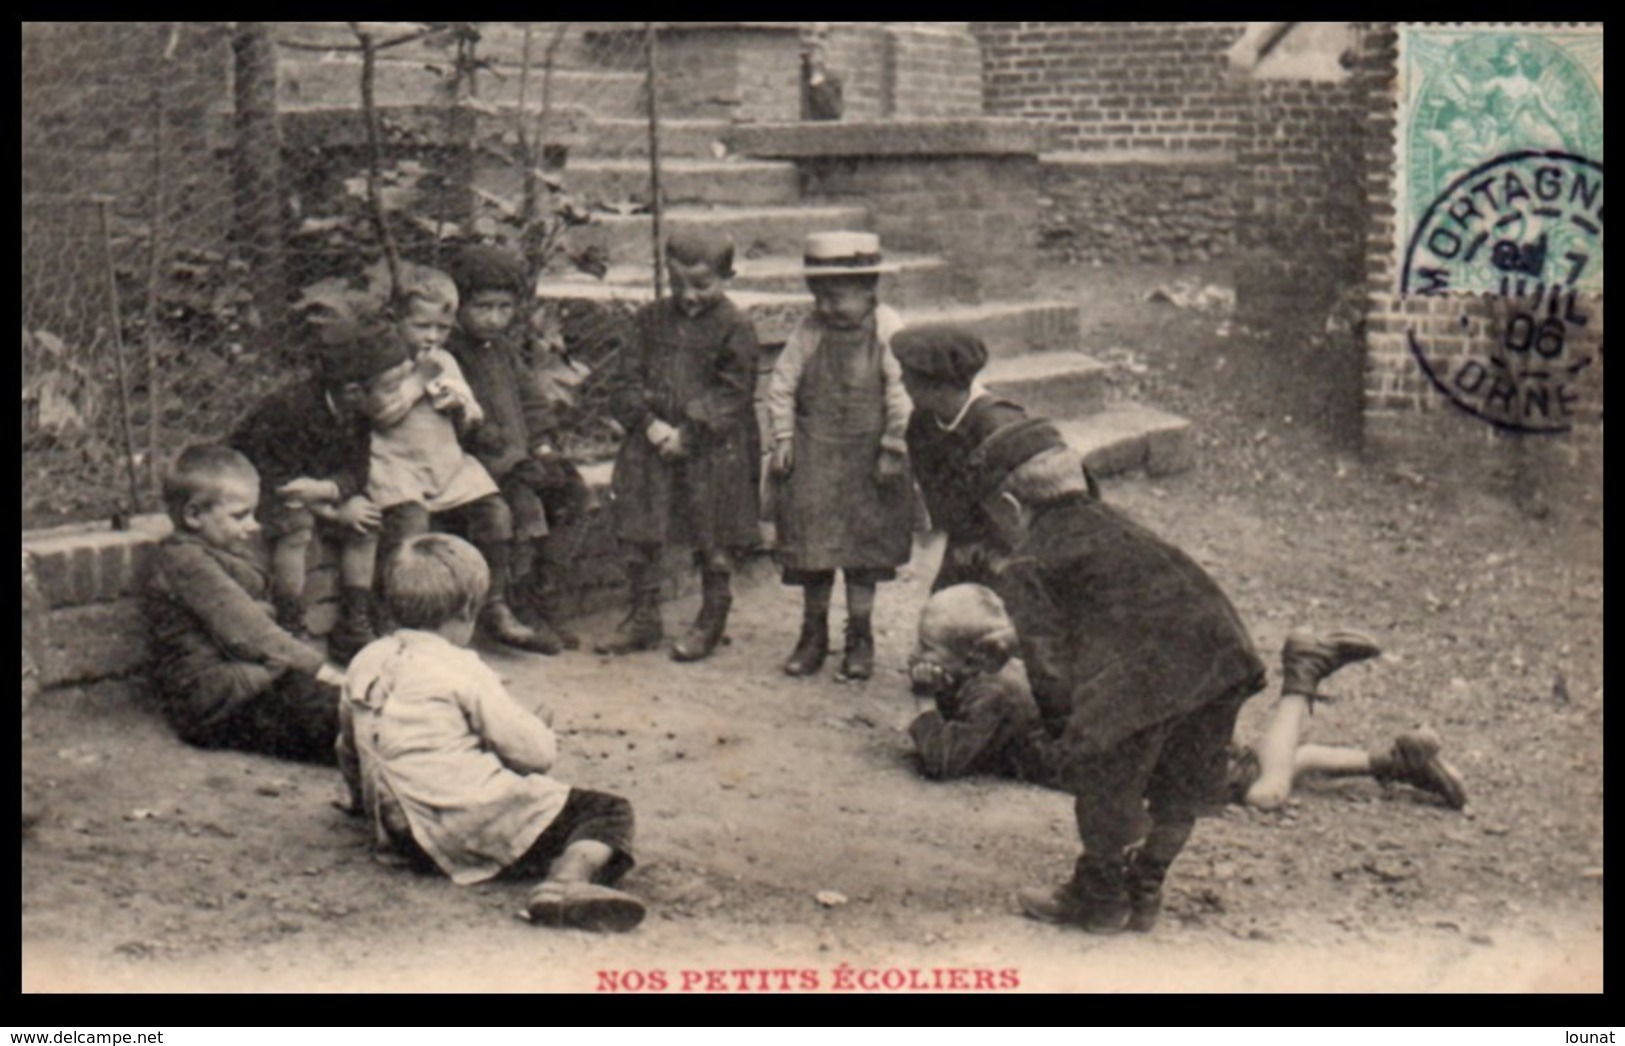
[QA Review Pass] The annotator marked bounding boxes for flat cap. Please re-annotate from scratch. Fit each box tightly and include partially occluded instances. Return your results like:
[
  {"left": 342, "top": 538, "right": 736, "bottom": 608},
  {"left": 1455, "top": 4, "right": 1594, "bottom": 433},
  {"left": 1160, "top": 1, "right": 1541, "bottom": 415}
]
[{"left": 891, "top": 324, "right": 989, "bottom": 387}]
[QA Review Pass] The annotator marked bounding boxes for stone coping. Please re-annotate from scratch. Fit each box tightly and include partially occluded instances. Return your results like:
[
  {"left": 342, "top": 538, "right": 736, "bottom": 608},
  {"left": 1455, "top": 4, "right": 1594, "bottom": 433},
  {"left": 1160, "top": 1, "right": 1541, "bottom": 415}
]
[
  {"left": 1040, "top": 149, "right": 1236, "bottom": 168},
  {"left": 728, "top": 119, "right": 1040, "bottom": 160}
]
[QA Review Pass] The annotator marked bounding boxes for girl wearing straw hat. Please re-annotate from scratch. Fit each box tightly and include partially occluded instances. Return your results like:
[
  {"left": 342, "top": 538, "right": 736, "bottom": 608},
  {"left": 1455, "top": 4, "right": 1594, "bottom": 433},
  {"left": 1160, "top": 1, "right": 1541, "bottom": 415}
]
[{"left": 765, "top": 231, "right": 914, "bottom": 681}]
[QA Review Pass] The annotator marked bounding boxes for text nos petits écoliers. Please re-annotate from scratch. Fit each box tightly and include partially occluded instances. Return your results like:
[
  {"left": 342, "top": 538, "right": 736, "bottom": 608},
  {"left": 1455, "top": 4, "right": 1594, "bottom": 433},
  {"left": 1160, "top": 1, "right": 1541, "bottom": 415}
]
[{"left": 596, "top": 965, "right": 1021, "bottom": 992}]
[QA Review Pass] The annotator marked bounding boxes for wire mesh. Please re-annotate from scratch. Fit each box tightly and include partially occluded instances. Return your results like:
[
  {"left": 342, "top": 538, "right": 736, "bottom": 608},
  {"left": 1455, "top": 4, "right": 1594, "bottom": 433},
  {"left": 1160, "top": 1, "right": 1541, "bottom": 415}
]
[{"left": 21, "top": 21, "right": 662, "bottom": 528}]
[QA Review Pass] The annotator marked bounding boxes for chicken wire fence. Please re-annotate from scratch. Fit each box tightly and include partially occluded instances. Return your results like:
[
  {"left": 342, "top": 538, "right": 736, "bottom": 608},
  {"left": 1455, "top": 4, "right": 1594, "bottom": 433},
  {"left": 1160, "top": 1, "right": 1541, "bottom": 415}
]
[{"left": 22, "top": 22, "right": 662, "bottom": 528}]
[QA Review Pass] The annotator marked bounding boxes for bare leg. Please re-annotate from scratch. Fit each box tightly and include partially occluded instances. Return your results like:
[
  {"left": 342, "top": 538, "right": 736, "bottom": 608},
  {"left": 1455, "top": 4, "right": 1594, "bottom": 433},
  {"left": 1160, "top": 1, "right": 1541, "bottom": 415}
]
[
  {"left": 339, "top": 531, "right": 378, "bottom": 589},
  {"left": 546, "top": 840, "right": 615, "bottom": 884},
  {"left": 1245, "top": 693, "right": 1309, "bottom": 809},
  {"left": 527, "top": 840, "right": 645, "bottom": 932},
  {"left": 1293, "top": 744, "right": 1373, "bottom": 777}
]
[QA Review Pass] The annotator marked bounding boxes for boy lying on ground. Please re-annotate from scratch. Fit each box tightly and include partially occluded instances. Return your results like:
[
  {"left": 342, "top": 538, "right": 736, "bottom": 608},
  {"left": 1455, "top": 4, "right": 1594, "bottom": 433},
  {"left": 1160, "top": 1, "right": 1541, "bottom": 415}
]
[{"left": 906, "top": 583, "right": 1467, "bottom": 929}]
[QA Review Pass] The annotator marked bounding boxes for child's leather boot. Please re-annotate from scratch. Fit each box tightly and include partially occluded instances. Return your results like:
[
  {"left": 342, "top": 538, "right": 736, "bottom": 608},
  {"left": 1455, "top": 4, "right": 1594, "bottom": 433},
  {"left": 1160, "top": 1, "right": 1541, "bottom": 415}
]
[
  {"left": 672, "top": 571, "right": 731, "bottom": 663},
  {"left": 1281, "top": 628, "right": 1381, "bottom": 702},
  {"left": 1371, "top": 728, "right": 1468, "bottom": 809},
  {"left": 783, "top": 611, "right": 830, "bottom": 676}
]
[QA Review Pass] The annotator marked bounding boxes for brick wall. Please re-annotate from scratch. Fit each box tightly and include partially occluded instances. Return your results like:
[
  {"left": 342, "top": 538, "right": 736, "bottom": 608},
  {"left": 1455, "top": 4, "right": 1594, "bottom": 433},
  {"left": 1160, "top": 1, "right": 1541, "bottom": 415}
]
[
  {"left": 1357, "top": 24, "right": 1604, "bottom": 500},
  {"left": 886, "top": 24, "right": 985, "bottom": 118},
  {"left": 1233, "top": 73, "right": 1366, "bottom": 326},
  {"left": 972, "top": 22, "right": 1246, "bottom": 261},
  {"left": 973, "top": 22, "right": 1247, "bottom": 153},
  {"left": 1040, "top": 155, "right": 1235, "bottom": 264}
]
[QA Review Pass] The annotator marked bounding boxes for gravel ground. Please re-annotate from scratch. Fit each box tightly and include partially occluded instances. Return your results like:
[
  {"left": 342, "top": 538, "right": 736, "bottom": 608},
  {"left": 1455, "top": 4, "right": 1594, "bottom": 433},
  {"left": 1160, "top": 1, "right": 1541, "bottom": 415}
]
[{"left": 21, "top": 262, "right": 1603, "bottom": 993}]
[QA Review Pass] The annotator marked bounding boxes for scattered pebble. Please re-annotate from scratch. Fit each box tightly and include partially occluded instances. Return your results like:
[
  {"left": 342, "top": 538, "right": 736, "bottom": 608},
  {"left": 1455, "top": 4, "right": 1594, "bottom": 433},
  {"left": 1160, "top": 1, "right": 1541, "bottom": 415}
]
[{"left": 815, "top": 890, "right": 848, "bottom": 908}]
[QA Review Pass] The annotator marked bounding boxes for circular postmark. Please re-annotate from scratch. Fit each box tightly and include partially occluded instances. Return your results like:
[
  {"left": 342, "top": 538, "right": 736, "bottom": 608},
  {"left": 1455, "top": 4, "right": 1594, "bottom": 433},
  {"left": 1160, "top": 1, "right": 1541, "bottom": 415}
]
[{"left": 1401, "top": 150, "right": 1603, "bottom": 435}]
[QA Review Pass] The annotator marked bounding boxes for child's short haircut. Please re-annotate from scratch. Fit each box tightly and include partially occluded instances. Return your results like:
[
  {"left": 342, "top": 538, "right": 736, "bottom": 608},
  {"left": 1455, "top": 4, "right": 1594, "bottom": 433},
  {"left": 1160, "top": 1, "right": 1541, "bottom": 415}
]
[
  {"left": 1004, "top": 446, "right": 1090, "bottom": 505},
  {"left": 164, "top": 444, "right": 259, "bottom": 527},
  {"left": 666, "top": 229, "right": 736, "bottom": 279},
  {"left": 385, "top": 532, "right": 492, "bottom": 629},
  {"left": 399, "top": 266, "right": 459, "bottom": 315},
  {"left": 919, "top": 583, "right": 1017, "bottom": 660},
  {"left": 446, "top": 245, "right": 529, "bottom": 300}
]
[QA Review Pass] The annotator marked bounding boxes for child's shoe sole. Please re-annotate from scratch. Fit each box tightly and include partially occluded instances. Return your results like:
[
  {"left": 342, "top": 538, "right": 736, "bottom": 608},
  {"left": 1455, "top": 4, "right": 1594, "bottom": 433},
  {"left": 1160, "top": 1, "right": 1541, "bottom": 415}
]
[{"left": 525, "top": 882, "right": 646, "bottom": 933}]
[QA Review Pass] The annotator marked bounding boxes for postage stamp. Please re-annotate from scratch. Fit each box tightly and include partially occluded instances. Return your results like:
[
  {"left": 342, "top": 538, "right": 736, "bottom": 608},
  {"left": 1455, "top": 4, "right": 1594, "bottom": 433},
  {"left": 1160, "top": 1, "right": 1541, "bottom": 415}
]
[
  {"left": 1396, "top": 25, "right": 1603, "bottom": 433},
  {"left": 1397, "top": 24, "right": 1604, "bottom": 292}
]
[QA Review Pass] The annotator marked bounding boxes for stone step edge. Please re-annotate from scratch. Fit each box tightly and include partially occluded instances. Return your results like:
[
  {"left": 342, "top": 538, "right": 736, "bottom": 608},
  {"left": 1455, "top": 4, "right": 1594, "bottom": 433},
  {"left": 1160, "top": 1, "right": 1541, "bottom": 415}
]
[
  {"left": 1055, "top": 406, "right": 1194, "bottom": 479},
  {"left": 536, "top": 281, "right": 1078, "bottom": 319},
  {"left": 543, "top": 252, "right": 949, "bottom": 289}
]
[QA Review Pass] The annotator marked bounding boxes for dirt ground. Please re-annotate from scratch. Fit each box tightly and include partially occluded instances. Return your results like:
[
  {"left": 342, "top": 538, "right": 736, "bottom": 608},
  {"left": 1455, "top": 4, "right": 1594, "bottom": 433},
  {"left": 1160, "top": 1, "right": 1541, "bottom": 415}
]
[{"left": 21, "top": 262, "right": 1604, "bottom": 994}]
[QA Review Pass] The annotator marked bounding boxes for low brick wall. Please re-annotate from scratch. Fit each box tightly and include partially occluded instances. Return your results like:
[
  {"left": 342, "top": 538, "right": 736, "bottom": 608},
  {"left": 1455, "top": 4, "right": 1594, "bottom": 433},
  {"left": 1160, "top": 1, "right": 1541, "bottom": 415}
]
[
  {"left": 1039, "top": 151, "right": 1235, "bottom": 263},
  {"left": 731, "top": 119, "right": 1042, "bottom": 303},
  {"left": 19, "top": 469, "right": 749, "bottom": 692}
]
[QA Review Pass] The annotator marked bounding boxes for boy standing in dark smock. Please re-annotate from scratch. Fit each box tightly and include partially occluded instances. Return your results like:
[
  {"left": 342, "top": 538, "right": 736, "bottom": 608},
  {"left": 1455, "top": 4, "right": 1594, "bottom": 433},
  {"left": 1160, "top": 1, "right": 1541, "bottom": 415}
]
[{"left": 595, "top": 231, "right": 762, "bottom": 662}]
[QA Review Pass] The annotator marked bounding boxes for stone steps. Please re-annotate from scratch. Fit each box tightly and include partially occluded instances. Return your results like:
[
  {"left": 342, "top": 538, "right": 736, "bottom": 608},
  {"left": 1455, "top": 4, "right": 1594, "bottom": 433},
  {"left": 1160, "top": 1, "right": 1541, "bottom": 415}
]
[
  {"left": 535, "top": 283, "right": 1083, "bottom": 356},
  {"left": 557, "top": 117, "right": 737, "bottom": 159},
  {"left": 567, "top": 204, "right": 870, "bottom": 267},
  {"left": 1055, "top": 406, "right": 1195, "bottom": 479},
  {"left": 277, "top": 57, "right": 646, "bottom": 117},
  {"left": 478, "top": 157, "right": 801, "bottom": 209},
  {"left": 896, "top": 300, "right": 1083, "bottom": 359},
  {"left": 543, "top": 251, "right": 952, "bottom": 309},
  {"left": 982, "top": 352, "right": 1111, "bottom": 419}
]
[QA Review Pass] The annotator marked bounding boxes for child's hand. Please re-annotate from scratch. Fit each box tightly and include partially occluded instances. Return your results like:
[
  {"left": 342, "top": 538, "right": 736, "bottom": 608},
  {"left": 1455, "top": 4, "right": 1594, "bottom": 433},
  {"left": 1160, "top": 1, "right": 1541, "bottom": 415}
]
[
  {"left": 646, "top": 418, "right": 679, "bottom": 448},
  {"left": 656, "top": 427, "right": 687, "bottom": 462},
  {"left": 874, "top": 447, "right": 908, "bottom": 485},
  {"left": 908, "top": 658, "right": 950, "bottom": 696},
  {"left": 771, "top": 439, "right": 794, "bottom": 477},
  {"left": 277, "top": 477, "right": 340, "bottom": 508},
  {"left": 335, "top": 495, "right": 382, "bottom": 534},
  {"left": 316, "top": 662, "right": 347, "bottom": 687}
]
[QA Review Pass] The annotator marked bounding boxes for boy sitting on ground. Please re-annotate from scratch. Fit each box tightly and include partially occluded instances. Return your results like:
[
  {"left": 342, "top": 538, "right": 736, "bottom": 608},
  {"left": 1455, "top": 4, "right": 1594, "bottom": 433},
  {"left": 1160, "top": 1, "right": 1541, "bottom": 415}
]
[
  {"left": 340, "top": 533, "right": 646, "bottom": 932},
  {"left": 144, "top": 444, "right": 347, "bottom": 760}
]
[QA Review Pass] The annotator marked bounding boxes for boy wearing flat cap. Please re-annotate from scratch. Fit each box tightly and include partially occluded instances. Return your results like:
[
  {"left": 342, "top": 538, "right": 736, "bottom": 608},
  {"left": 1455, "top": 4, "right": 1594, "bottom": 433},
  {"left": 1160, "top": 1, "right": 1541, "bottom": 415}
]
[
  {"left": 766, "top": 231, "right": 915, "bottom": 681},
  {"left": 892, "top": 324, "right": 1032, "bottom": 592}
]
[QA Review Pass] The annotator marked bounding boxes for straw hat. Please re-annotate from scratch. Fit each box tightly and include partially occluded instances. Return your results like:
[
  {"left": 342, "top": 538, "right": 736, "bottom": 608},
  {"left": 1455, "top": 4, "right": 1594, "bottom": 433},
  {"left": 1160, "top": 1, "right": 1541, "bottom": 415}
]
[{"left": 800, "top": 230, "right": 900, "bottom": 277}]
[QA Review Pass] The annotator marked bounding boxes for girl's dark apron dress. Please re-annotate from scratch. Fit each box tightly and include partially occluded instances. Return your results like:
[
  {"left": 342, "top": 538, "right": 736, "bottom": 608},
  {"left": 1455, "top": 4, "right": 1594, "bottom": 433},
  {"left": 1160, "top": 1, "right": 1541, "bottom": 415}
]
[{"left": 775, "top": 318, "right": 913, "bottom": 578}]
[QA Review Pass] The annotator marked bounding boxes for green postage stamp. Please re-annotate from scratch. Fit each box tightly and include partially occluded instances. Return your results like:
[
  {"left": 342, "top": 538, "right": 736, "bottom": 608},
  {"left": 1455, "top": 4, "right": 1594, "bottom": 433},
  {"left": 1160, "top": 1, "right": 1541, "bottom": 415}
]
[{"left": 1397, "top": 24, "right": 1604, "bottom": 295}]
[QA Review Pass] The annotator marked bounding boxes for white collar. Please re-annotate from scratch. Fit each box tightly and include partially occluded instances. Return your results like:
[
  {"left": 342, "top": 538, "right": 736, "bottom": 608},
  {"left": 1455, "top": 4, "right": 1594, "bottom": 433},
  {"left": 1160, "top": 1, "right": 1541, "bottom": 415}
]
[{"left": 938, "top": 384, "right": 989, "bottom": 433}]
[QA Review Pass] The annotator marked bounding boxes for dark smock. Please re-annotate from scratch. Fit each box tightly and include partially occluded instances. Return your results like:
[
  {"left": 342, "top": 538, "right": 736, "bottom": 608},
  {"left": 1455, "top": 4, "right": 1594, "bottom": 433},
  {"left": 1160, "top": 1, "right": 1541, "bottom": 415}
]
[
  {"left": 994, "top": 494, "right": 1267, "bottom": 766},
  {"left": 606, "top": 297, "right": 762, "bottom": 551},
  {"left": 231, "top": 378, "right": 371, "bottom": 538},
  {"left": 775, "top": 319, "right": 914, "bottom": 574},
  {"left": 447, "top": 327, "right": 570, "bottom": 539},
  {"left": 906, "top": 393, "right": 1029, "bottom": 590}
]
